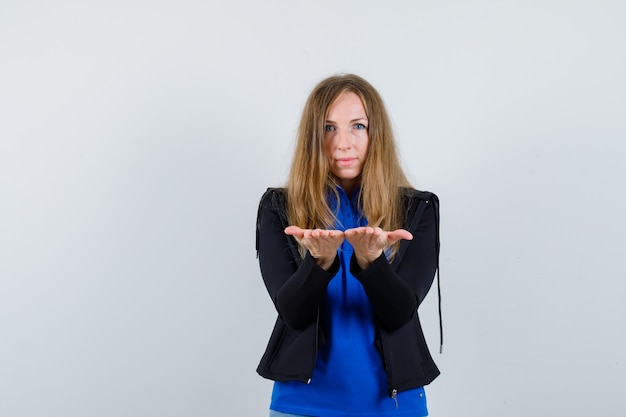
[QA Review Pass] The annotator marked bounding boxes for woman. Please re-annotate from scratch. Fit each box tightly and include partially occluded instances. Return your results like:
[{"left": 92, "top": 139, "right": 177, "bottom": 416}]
[{"left": 256, "top": 74, "right": 441, "bottom": 416}]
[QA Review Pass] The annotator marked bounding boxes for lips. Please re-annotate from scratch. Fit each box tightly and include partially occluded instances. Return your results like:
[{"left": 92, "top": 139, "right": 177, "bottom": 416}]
[{"left": 336, "top": 157, "right": 356, "bottom": 167}]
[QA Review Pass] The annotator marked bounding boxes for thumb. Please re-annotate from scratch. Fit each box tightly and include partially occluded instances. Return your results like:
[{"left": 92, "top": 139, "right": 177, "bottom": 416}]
[
  {"left": 387, "top": 229, "right": 413, "bottom": 244},
  {"left": 284, "top": 226, "right": 304, "bottom": 239}
]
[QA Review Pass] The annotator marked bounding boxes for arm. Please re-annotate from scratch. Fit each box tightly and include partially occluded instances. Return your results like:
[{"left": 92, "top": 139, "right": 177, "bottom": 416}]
[
  {"left": 351, "top": 197, "right": 439, "bottom": 331},
  {"left": 256, "top": 189, "right": 339, "bottom": 330}
]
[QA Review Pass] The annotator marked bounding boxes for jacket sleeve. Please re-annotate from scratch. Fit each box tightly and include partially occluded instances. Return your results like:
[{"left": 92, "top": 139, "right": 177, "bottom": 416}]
[
  {"left": 352, "top": 195, "right": 439, "bottom": 331},
  {"left": 256, "top": 189, "right": 338, "bottom": 330}
]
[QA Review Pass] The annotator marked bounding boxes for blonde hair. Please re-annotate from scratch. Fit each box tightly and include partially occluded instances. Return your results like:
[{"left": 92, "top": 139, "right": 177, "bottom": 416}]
[{"left": 287, "top": 74, "right": 412, "bottom": 258}]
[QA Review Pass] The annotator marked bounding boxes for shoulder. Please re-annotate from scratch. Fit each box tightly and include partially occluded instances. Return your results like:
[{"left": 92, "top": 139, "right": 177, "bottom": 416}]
[
  {"left": 259, "top": 187, "right": 287, "bottom": 209},
  {"left": 256, "top": 188, "right": 289, "bottom": 251},
  {"left": 400, "top": 187, "right": 439, "bottom": 205},
  {"left": 400, "top": 187, "right": 440, "bottom": 228}
]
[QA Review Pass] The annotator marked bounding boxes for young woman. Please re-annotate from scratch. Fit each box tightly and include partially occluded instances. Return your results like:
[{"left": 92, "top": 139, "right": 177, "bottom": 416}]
[{"left": 256, "top": 74, "right": 441, "bottom": 416}]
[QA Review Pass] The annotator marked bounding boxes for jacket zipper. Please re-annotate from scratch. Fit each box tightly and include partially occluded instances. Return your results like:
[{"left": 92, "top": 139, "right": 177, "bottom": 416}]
[
  {"left": 392, "top": 389, "right": 398, "bottom": 408},
  {"left": 306, "top": 308, "right": 321, "bottom": 384}
]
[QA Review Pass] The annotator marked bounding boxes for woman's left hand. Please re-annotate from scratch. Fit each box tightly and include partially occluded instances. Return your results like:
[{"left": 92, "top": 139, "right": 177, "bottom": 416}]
[{"left": 344, "top": 227, "right": 413, "bottom": 270}]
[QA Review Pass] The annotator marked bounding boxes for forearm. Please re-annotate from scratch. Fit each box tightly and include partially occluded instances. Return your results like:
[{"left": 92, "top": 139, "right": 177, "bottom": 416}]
[
  {"left": 352, "top": 253, "right": 417, "bottom": 331},
  {"left": 257, "top": 191, "right": 337, "bottom": 329},
  {"left": 352, "top": 197, "right": 439, "bottom": 330},
  {"left": 275, "top": 252, "right": 338, "bottom": 329}
]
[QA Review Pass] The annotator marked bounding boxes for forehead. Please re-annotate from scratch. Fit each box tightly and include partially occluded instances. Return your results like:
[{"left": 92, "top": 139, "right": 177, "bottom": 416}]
[{"left": 326, "top": 91, "right": 367, "bottom": 119}]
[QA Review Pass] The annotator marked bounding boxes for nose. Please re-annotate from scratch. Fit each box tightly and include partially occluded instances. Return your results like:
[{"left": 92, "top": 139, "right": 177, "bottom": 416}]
[{"left": 336, "top": 127, "right": 352, "bottom": 150}]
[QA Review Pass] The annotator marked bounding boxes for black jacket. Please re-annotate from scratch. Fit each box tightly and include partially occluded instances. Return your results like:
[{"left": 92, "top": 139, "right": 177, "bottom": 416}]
[{"left": 255, "top": 187, "right": 441, "bottom": 396}]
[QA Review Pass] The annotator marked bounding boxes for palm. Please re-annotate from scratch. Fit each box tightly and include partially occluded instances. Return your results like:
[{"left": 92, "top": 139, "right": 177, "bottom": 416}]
[
  {"left": 284, "top": 226, "right": 345, "bottom": 270},
  {"left": 344, "top": 227, "right": 413, "bottom": 269}
]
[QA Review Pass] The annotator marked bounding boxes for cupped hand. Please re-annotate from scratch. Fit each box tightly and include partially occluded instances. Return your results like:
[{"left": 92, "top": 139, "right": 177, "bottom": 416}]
[
  {"left": 344, "top": 227, "right": 413, "bottom": 270},
  {"left": 284, "top": 226, "right": 345, "bottom": 270}
]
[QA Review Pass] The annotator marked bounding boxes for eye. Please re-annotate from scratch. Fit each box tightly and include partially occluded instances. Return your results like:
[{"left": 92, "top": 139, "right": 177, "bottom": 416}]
[
  {"left": 324, "top": 124, "right": 335, "bottom": 132},
  {"left": 353, "top": 123, "right": 367, "bottom": 130}
]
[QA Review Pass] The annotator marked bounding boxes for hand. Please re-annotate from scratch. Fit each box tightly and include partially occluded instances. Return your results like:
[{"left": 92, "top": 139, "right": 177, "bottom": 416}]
[
  {"left": 344, "top": 227, "right": 413, "bottom": 270},
  {"left": 284, "top": 226, "right": 345, "bottom": 270}
]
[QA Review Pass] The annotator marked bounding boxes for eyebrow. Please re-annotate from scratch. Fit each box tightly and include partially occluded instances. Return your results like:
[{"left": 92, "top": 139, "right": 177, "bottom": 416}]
[{"left": 325, "top": 117, "right": 368, "bottom": 124}]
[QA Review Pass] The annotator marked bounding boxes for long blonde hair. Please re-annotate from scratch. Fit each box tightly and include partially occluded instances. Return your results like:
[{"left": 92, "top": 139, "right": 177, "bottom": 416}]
[{"left": 287, "top": 74, "right": 412, "bottom": 258}]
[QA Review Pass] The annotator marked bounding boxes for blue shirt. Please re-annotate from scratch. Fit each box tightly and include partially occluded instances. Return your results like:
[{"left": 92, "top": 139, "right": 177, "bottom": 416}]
[{"left": 270, "top": 187, "right": 428, "bottom": 417}]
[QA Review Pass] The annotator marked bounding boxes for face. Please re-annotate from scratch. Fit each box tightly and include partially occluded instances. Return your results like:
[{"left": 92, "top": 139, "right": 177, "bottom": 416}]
[{"left": 323, "top": 91, "right": 369, "bottom": 194}]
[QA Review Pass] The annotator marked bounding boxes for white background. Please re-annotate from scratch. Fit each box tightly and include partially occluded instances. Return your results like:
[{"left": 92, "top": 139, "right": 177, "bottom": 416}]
[{"left": 1, "top": 1, "right": 625, "bottom": 416}]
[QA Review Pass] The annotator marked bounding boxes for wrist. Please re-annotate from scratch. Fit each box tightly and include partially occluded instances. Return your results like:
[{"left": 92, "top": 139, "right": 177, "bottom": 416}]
[
  {"left": 355, "top": 250, "right": 383, "bottom": 271},
  {"left": 314, "top": 255, "right": 336, "bottom": 271}
]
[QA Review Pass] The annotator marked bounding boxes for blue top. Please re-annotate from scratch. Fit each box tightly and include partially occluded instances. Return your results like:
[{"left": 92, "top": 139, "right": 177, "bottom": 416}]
[{"left": 270, "top": 187, "right": 428, "bottom": 417}]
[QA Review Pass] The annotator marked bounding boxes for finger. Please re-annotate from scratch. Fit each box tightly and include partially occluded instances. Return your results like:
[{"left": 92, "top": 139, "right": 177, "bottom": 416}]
[
  {"left": 387, "top": 229, "right": 413, "bottom": 244},
  {"left": 344, "top": 227, "right": 364, "bottom": 237},
  {"left": 354, "top": 227, "right": 382, "bottom": 243},
  {"left": 370, "top": 227, "right": 383, "bottom": 237},
  {"left": 313, "top": 229, "right": 330, "bottom": 239},
  {"left": 284, "top": 226, "right": 304, "bottom": 238},
  {"left": 329, "top": 230, "right": 345, "bottom": 239}
]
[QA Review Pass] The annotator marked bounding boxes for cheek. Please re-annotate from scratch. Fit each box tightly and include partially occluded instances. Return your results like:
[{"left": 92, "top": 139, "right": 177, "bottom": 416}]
[
  {"left": 323, "top": 137, "right": 333, "bottom": 159},
  {"left": 360, "top": 136, "right": 370, "bottom": 157}
]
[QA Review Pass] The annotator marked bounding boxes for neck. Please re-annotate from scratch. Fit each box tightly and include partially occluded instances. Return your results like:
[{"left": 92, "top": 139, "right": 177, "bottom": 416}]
[{"left": 337, "top": 179, "right": 360, "bottom": 199}]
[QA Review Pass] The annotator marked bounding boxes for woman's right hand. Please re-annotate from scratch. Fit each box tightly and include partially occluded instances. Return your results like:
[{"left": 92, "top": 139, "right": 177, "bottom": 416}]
[{"left": 284, "top": 226, "right": 344, "bottom": 270}]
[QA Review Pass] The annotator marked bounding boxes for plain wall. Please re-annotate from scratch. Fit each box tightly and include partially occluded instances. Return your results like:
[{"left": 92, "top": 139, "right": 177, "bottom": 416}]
[{"left": 1, "top": 1, "right": 625, "bottom": 416}]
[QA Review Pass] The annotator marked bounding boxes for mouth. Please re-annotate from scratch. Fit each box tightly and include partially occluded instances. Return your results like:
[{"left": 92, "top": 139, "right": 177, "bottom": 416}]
[{"left": 336, "top": 158, "right": 356, "bottom": 167}]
